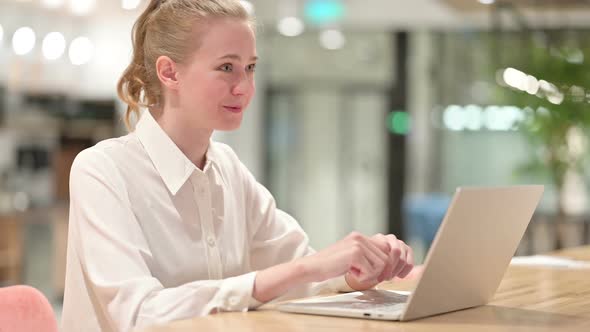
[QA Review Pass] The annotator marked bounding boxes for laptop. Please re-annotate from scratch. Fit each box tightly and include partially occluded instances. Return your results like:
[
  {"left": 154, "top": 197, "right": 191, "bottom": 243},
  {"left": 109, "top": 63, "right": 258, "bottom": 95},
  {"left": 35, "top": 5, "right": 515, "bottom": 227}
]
[{"left": 278, "top": 185, "right": 544, "bottom": 321}]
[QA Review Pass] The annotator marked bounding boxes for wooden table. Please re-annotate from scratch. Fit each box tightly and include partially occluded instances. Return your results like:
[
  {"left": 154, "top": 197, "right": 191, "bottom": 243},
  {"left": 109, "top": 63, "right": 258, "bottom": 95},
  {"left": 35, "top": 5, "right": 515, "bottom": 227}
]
[{"left": 141, "top": 246, "right": 590, "bottom": 332}]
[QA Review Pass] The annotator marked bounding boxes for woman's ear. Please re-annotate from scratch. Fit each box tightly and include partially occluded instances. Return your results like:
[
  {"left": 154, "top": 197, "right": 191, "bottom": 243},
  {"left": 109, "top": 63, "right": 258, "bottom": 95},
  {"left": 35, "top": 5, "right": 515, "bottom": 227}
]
[{"left": 156, "top": 55, "right": 179, "bottom": 90}]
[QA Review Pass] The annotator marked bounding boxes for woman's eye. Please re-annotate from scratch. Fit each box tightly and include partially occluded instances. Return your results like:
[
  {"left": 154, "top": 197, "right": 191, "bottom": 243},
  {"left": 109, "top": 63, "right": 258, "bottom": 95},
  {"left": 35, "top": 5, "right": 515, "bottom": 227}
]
[
  {"left": 247, "top": 63, "right": 256, "bottom": 72},
  {"left": 220, "top": 64, "right": 233, "bottom": 72}
]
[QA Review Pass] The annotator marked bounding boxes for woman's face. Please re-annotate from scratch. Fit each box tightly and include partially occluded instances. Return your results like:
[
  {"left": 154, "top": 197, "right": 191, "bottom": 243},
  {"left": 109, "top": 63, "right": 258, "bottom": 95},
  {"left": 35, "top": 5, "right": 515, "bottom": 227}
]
[{"left": 176, "top": 18, "right": 257, "bottom": 131}]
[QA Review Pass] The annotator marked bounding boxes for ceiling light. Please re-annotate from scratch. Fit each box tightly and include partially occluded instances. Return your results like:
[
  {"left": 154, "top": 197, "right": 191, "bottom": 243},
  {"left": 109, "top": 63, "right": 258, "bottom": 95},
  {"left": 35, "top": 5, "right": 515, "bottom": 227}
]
[
  {"left": 319, "top": 29, "right": 345, "bottom": 50},
  {"left": 69, "top": 0, "right": 96, "bottom": 16},
  {"left": 42, "top": 32, "right": 66, "bottom": 60},
  {"left": 277, "top": 17, "right": 305, "bottom": 37},
  {"left": 69, "top": 36, "right": 94, "bottom": 65},
  {"left": 12, "top": 27, "right": 36, "bottom": 56}
]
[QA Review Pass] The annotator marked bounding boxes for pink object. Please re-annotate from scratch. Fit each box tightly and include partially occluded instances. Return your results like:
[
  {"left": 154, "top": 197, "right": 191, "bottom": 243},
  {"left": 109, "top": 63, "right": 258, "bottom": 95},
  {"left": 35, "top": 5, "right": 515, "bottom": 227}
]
[{"left": 0, "top": 285, "right": 59, "bottom": 332}]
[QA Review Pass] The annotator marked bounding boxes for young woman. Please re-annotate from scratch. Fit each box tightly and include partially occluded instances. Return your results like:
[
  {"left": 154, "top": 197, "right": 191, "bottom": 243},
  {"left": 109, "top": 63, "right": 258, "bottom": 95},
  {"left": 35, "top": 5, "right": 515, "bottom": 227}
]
[{"left": 61, "top": 1, "right": 414, "bottom": 331}]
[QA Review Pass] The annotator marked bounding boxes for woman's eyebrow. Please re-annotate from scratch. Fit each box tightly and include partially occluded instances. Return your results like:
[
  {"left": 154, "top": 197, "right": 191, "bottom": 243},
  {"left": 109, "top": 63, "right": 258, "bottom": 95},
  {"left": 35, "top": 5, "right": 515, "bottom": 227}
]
[{"left": 217, "top": 54, "right": 259, "bottom": 61}]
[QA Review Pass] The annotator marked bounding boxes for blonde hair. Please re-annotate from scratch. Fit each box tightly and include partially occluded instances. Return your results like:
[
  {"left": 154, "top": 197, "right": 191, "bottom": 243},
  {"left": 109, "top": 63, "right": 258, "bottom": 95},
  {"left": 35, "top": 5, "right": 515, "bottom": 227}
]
[{"left": 117, "top": 0, "right": 254, "bottom": 131}]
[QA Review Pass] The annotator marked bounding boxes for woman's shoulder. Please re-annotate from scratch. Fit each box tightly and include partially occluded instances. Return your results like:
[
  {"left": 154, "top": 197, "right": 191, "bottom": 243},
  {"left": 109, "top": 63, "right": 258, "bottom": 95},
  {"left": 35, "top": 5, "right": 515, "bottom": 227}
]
[{"left": 71, "top": 134, "right": 138, "bottom": 177}]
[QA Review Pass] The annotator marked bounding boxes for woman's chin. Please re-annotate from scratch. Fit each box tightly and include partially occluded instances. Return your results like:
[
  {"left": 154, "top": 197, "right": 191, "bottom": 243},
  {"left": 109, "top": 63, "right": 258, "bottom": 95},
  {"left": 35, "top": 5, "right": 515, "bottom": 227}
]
[{"left": 216, "top": 119, "right": 243, "bottom": 131}]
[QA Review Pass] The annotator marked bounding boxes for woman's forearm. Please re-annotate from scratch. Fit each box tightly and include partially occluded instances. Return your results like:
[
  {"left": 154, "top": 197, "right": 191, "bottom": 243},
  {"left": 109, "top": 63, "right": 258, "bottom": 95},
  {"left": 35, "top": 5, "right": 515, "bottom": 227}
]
[
  {"left": 252, "top": 259, "right": 314, "bottom": 303},
  {"left": 251, "top": 234, "right": 418, "bottom": 304}
]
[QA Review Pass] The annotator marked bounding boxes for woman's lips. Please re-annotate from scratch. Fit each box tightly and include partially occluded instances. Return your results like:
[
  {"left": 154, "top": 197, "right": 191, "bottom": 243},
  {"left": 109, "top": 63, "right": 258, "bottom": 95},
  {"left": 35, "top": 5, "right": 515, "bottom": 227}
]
[{"left": 223, "top": 106, "right": 243, "bottom": 113}]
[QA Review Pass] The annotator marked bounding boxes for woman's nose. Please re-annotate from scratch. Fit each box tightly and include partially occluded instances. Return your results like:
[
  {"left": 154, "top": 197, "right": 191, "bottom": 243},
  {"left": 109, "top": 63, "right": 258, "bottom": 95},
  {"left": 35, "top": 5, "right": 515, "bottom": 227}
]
[{"left": 231, "top": 73, "right": 253, "bottom": 96}]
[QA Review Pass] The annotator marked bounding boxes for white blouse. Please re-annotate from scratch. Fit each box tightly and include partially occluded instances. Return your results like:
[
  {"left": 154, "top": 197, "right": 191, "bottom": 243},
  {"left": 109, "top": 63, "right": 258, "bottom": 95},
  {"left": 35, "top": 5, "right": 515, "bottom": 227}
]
[{"left": 61, "top": 110, "right": 351, "bottom": 332}]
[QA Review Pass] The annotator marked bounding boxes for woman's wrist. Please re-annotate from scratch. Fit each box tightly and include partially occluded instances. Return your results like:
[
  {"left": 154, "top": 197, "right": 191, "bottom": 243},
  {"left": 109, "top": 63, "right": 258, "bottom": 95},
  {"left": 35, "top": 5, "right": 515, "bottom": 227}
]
[
  {"left": 344, "top": 272, "right": 378, "bottom": 291},
  {"left": 252, "top": 259, "right": 312, "bottom": 303}
]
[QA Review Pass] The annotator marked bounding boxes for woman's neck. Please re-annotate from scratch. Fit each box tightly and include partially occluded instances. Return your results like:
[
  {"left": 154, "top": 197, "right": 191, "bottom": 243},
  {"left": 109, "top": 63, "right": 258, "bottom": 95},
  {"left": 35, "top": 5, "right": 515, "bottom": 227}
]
[{"left": 152, "top": 107, "right": 213, "bottom": 170}]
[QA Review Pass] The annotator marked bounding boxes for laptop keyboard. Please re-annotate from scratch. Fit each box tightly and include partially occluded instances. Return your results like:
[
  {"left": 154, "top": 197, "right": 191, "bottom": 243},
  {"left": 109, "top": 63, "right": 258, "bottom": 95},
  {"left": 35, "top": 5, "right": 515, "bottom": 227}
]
[{"left": 337, "top": 291, "right": 409, "bottom": 312}]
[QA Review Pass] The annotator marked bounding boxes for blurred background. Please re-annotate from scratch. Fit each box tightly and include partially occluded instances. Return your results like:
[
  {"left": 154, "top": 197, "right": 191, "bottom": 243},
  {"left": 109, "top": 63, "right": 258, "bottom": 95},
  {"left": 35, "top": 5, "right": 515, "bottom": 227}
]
[{"left": 1, "top": 0, "right": 590, "bottom": 321}]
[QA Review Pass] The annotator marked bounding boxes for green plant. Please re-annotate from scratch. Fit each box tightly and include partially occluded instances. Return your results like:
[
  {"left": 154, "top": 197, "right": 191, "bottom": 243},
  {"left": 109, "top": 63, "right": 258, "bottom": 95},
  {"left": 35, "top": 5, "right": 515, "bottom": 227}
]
[{"left": 497, "top": 33, "right": 590, "bottom": 248}]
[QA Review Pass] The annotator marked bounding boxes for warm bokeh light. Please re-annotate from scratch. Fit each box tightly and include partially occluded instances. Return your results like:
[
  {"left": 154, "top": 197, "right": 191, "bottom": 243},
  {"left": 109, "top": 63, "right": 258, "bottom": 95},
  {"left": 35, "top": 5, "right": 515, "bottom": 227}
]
[
  {"left": 68, "top": 36, "right": 94, "bottom": 65},
  {"left": 69, "top": 0, "right": 96, "bottom": 16},
  {"left": 12, "top": 27, "right": 36, "bottom": 56},
  {"left": 42, "top": 32, "right": 66, "bottom": 60}
]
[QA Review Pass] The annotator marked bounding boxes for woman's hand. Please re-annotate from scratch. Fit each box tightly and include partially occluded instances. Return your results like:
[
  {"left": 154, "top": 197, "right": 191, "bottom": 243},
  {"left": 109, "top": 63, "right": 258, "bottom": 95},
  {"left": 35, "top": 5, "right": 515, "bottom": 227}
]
[
  {"left": 345, "top": 233, "right": 414, "bottom": 291},
  {"left": 298, "top": 232, "right": 413, "bottom": 288},
  {"left": 253, "top": 232, "right": 414, "bottom": 303}
]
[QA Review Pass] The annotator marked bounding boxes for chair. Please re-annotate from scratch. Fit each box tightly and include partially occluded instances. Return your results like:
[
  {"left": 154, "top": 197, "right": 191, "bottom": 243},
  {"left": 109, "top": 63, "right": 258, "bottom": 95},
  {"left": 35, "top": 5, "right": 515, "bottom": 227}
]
[
  {"left": 403, "top": 193, "right": 451, "bottom": 252},
  {"left": 0, "top": 285, "right": 59, "bottom": 332}
]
